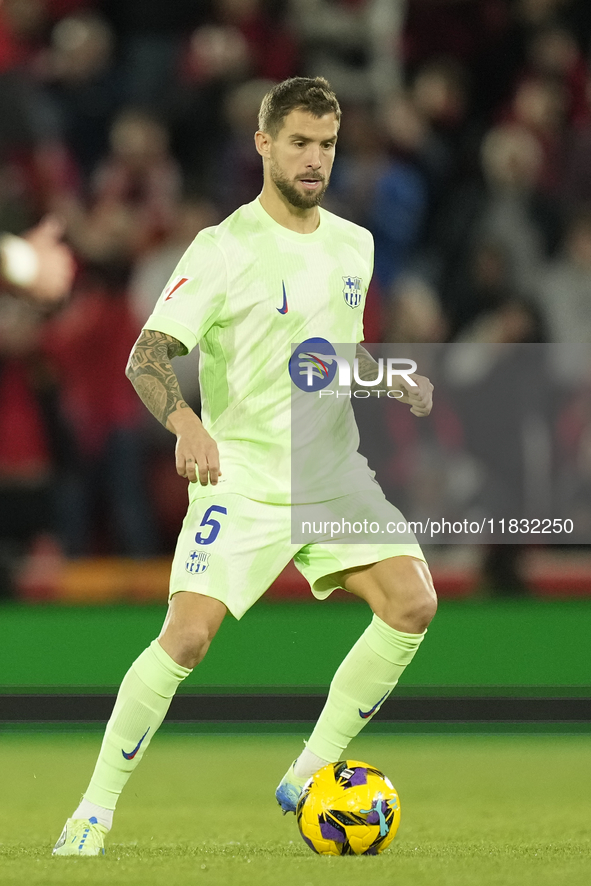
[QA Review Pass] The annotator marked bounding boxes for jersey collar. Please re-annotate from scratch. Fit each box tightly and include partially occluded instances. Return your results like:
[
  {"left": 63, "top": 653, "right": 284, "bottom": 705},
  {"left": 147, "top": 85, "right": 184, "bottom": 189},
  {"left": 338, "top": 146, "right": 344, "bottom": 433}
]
[{"left": 251, "top": 197, "right": 327, "bottom": 243}]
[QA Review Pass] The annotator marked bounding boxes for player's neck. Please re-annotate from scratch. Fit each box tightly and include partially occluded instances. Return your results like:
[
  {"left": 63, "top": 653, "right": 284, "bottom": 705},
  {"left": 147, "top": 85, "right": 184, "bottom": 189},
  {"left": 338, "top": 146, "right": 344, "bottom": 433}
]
[{"left": 258, "top": 186, "right": 320, "bottom": 234}]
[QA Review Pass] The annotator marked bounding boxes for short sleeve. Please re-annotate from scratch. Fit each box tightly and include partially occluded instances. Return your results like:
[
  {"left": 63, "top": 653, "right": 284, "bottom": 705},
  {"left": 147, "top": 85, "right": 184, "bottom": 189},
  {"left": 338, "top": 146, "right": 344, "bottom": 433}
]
[{"left": 143, "top": 231, "right": 227, "bottom": 354}]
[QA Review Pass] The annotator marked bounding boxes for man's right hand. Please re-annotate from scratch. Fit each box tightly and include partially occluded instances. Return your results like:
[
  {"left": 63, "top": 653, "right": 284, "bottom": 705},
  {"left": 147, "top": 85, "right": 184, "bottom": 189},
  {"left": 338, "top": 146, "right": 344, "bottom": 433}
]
[{"left": 167, "top": 406, "right": 221, "bottom": 485}]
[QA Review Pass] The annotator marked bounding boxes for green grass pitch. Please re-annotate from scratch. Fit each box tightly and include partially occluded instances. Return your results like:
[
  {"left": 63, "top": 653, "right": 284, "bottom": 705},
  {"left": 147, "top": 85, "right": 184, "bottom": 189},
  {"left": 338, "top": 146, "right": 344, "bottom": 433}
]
[{"left": 0, "top": 732, "right": 589, "bottom": 886}]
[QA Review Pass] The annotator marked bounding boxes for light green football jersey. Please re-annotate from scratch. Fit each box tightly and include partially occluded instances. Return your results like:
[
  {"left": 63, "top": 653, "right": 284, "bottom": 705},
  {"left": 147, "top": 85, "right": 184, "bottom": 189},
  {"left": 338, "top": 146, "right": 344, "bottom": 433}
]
[{"left": 144, "top": 196, "right": 375, "bottom": 504}]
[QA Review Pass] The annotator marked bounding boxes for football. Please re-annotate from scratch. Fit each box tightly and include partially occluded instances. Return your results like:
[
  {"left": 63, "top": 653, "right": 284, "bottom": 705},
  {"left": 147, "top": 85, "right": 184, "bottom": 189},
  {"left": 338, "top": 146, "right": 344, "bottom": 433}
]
[{"left": 296, "top": 759, "right": 400, "bottom": 856}]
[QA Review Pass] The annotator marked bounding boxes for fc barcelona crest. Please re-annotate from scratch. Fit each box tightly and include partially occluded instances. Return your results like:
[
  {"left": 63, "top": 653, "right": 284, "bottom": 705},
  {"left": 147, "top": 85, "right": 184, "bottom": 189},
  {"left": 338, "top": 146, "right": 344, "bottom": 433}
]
[
  {"left": 343, "top": 276, "right": 363, "bottom": 308},
  {"left": 185, "top": 551, "right": 210, "bottom": 575}
]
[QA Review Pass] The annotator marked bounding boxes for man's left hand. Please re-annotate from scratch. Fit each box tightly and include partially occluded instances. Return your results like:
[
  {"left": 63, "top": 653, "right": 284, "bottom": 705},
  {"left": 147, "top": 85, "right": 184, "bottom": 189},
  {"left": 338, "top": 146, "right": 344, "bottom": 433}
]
[{"left": 395, "top": 374, "right": 433, "bottom": 416}]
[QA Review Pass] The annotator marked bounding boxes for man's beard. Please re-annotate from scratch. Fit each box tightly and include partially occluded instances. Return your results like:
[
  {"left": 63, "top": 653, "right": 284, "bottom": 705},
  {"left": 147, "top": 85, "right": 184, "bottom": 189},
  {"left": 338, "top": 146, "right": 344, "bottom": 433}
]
[{"left": 270, "top": 159, "right": 329, "bottom": 209}]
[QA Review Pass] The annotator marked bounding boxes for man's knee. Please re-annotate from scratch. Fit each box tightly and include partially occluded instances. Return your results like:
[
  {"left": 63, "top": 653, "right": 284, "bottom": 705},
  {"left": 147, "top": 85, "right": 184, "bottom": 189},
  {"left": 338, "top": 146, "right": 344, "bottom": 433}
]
[
  {"left": 158, "top": 592, "right": 227, "bottom": 669},
  {"left": 397, "top": 573, "right": 437, "bottom": 632},
  {"left": 345, "top": 557, "right": 437, "bottom": 634},
  {"left": 379, "top": 563, "right": 436, "bottom": 633},
  {"left": 163, "top": 622, "right": 213, "bottom": 669}
]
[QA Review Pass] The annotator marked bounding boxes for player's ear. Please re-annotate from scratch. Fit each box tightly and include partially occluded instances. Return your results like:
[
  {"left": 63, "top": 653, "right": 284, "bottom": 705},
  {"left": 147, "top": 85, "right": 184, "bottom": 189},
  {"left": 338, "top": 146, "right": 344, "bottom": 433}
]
[{"left": 255, "top": 130, "right": 271, "bottom": 158}]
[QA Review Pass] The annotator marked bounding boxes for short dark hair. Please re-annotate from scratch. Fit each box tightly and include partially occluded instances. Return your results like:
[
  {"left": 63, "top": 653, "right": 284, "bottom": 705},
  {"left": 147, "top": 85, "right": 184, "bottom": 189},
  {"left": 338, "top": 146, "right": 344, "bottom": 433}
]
[{"left": 258, "top": 77, "right": 341, "bottom": 138}]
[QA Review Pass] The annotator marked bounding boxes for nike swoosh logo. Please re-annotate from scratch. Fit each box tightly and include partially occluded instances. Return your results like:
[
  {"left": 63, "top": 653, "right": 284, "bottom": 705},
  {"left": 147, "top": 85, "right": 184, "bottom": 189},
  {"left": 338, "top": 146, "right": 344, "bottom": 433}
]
[
  {"left": 277, "top": 281, "right": 288, "bottom": 314},
  {"left": 359, "top": 692, "right": 389, "bottom": 719},
  {"left": 122, "top": 727, "right": 150, "bottom": 760}
]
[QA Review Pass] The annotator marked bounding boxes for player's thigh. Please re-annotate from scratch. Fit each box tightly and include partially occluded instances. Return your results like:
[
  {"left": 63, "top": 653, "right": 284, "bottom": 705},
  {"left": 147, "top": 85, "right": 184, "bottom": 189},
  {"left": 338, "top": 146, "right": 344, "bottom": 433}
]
[
  {"left": 169, "top": 492, "right": 294, "bottom": 620},
  {"left": 297, "top": 539, "right": 429, "bottom": 604},
  {"left": 294, "top": 488, "right": 436, "bottom": 629},
  {"left": 294, "top": 486, "right": 425, "bottom": 596}
]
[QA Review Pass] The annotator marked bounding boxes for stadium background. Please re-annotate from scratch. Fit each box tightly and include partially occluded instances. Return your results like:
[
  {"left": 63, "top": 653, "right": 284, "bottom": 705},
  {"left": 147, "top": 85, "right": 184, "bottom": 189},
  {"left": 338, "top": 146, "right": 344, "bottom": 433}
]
[
  {"left": 0, "top": 0, "right": 590, "bottom": 743},
  {"left": 1, "top": 4, "right": 591, "bottom": 884}
]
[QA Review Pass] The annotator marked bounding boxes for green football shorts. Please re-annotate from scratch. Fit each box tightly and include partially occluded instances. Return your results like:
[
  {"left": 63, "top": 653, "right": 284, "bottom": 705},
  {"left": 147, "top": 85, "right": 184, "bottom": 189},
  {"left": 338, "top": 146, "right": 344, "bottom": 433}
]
[{"left": 169, "top": 489, "right": 426, "bottom": 619}]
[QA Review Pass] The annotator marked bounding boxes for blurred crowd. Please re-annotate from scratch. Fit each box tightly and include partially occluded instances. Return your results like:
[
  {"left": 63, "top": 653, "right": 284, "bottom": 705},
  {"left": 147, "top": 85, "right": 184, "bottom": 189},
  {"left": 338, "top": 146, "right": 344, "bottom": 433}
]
[{"left": 2, "top": 0, "right": 591, "bottom": 591}]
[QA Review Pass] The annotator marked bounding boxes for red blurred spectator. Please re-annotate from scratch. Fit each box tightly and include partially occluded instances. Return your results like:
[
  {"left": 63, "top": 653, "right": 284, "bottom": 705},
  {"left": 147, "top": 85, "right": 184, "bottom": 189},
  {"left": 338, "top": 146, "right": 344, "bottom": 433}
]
[
  {"left": 0, "top": 294, "right": 68, "bottom": 594},
  {"left": 42, "top": 279, "right": 141, "bottom": 458},
  {"left": 42, "top": 275, "right": 158, "bottom": 555},
  {"left": 56, "top": 108, "right": 182, "bottom": 263},
  {"left": 45, "top": 0, "right": 97, "bottom": 19},
  {"left": 0, "top": 296, "right": 52, "bottom": 481},
  {"left": 0, "top": 0, "right": 46, "bottom": 73},
  {"left": 504, "top": 75, "right": 567, "bottom": 196},
  {"left": 526, "top": 25, "right": 589, "bottom": 124}
]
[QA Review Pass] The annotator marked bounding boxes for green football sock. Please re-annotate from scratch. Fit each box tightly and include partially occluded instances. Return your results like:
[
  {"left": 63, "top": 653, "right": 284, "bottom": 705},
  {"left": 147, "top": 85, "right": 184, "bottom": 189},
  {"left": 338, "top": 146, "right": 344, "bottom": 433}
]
[
  {"left": 83, "top": 640, "right": 191, "bottom": 810},
  {"left": 306, "top": 614, "right": 426, "bottom": 762}
]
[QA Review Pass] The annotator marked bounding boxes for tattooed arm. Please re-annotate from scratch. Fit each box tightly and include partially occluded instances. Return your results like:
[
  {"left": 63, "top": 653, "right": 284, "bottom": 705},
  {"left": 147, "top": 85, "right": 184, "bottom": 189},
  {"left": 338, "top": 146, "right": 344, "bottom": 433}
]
[
  {"left": 126, "top": 329, "right": 189, "bottom": 426},
  {"left": 353, "top": 344, "right": 382, "bottom": 391},
  {"left": 126, "top": 329, "right": 220, "bottom": 484},
  {"left": 353, "top": 343, "right": 434, "bottom": 416}
]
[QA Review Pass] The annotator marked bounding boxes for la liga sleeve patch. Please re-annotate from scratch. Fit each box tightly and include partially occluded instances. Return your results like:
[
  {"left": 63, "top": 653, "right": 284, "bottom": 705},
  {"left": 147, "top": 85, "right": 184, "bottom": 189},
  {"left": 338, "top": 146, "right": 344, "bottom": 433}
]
[{"left": 163, "top": 276, "right": 192, "bottom": 301}]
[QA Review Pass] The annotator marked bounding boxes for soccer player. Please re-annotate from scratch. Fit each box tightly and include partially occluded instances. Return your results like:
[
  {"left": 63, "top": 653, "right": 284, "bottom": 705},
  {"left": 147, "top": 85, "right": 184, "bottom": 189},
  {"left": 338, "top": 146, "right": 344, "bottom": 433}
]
[{"left": 52, "top": 77, "right": 436, "bottom": 856}]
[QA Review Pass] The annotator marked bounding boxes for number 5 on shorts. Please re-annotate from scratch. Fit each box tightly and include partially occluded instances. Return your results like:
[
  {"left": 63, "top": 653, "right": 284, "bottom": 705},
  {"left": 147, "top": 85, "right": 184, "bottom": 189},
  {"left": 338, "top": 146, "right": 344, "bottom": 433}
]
[{"left": 195, "top": 505, "right": 227, "bottom": 546}]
